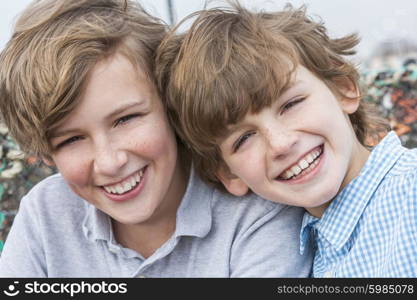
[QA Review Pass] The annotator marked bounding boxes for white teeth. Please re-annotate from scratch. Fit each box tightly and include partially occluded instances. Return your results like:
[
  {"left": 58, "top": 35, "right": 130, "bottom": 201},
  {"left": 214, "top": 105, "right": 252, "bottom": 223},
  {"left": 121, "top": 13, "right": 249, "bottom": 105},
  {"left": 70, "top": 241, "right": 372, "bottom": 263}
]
[
  {"left": 306, "top": 154, "right": 314, "bottom": 163},
  {"left": 279, "top": 147, "right": 322, "bottom": 180},
  {"left": 103, "top": 168, "right": 145, "bottom": 195},
  {"left": 123, "top": 181, "right": 131, "bottom": 191},
  {"left": 299, "top": 159, "right": 309, "bottom": 169},
  {"left": 283, "top": 170, "right": 292, "bottom": 179},
  {"left": 291, "top": 165, "right": 302, "bottom": 175},
  {"left": 116, "top": 184, "right": 124, "bottom": 194},
  {"left": 130, "top": 176, "right": 136, "bottom": 187}
]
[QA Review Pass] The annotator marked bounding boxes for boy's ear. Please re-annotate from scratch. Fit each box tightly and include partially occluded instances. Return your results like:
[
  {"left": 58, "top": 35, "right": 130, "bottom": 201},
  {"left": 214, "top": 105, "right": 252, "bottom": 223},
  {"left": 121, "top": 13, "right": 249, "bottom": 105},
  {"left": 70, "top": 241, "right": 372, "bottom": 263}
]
[
  {"left": 336, "top": 78, "right": 361, "bottom": 114},
  {"left": 216, "top": 165, "right": 249, "bottom": 197}
]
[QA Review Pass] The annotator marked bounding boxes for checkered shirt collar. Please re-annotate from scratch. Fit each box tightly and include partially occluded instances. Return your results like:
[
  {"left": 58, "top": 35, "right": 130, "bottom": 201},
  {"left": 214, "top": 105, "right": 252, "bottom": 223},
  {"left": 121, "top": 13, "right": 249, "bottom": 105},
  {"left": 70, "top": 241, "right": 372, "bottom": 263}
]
[{"left": 300, "top": 131, "right": 405, "bottom": 254}]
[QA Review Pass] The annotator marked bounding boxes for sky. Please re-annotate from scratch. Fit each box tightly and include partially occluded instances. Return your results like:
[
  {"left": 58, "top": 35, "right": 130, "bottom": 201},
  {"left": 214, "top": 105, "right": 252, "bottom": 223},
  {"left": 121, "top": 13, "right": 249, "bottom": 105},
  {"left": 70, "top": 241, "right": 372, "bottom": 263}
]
[{"left": 1, "top": 0, "right": 417, "bottom": 63}]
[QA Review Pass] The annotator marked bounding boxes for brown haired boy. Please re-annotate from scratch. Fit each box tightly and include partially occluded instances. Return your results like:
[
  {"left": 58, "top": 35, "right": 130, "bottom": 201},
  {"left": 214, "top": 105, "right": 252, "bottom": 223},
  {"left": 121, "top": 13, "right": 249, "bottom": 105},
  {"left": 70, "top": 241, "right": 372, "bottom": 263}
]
[{"left": 156, "top": 3, "right": 417, "bottom": 277}]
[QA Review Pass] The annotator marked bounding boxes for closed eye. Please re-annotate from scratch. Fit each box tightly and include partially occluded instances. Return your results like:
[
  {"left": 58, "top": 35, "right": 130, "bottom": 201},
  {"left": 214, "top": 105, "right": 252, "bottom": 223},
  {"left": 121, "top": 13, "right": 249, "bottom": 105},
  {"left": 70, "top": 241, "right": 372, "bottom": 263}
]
[
  {"left": 114, "top": 113, "right": 142, "bottom": 127},
  {"left": 233, "top": 131, "right": 255, "bottom": 152},
  {"left": 56, "top": 136, "right": 84, "bottom": 149},
  {"left": 281, "top": 97, "right": 305, "bottom": 114}
]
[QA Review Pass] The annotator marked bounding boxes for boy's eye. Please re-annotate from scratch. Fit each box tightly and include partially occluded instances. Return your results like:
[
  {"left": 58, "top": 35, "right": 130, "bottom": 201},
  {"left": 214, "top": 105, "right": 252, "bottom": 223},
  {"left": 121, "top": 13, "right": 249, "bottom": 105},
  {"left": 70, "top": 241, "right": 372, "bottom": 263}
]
[
  {"left": 56, "top": 136, "right": 83, "bottom": 149},
  {"left": 281, "top": 97, "right": 305, "bottom": 114},
  {"left": 233, "top": 131, "right": 255, "bottom": 152},
  {"left": 114, "top": 113, "right": 141, "bottom": 127}
]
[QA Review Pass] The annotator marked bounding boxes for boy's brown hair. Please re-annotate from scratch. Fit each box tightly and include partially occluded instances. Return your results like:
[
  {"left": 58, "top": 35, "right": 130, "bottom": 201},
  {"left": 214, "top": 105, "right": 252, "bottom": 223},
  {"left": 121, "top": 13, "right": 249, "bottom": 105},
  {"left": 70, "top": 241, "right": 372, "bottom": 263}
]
[
  {"left": 156, "top": 2, "right": 389, "bottom": 191},
  {"left": 0, "top": 0, "right": 167, "bottom": 160}
]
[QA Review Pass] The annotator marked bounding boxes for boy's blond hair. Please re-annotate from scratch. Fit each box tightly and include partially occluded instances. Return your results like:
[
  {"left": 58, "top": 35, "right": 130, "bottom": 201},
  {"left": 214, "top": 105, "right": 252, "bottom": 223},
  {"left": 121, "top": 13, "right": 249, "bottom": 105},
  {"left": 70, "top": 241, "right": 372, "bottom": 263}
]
[
  {"left": 156, "top": 2, "right": 389, "bottom": 191},
  {"left": 0, "top": 0, "right": 167, "bottom": 159}
]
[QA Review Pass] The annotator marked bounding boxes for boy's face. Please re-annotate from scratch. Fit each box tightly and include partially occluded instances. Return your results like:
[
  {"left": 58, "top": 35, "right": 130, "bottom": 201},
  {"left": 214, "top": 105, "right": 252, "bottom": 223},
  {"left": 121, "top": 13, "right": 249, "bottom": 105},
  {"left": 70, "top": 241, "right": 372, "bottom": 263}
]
[
  {"left": 217, "top": 65, "right": 370, "bottom": 217},
  {"left": 48, "top": 54, "right": 186, "bottom": 225}
]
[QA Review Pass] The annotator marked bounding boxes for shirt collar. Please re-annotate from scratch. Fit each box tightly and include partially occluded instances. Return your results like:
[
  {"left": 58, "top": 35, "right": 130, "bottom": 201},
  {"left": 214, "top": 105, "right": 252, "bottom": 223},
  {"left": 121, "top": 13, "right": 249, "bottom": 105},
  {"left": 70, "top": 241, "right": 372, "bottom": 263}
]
[
  {"left": 82, "top": 204, "right": 112, "bottom": 243},
  {"left": 82, "top": 166, "right": 213, "bottom": 244},
  {"left": 300, "top": 131, "right": 405, "bottom": 253},
  {"left": 299, "top": 213, "right": 319, "bottom": 255},
  {"left": 174, "top": 166, "right": 213, "bottom": 238}
]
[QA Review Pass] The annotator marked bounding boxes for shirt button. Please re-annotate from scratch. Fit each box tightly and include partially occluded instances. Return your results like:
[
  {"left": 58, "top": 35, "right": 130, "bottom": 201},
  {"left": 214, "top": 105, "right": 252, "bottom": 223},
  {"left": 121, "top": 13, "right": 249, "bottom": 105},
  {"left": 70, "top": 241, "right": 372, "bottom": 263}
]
[{"left": 323, "top": 271, "right": 333, "bottom": 278}]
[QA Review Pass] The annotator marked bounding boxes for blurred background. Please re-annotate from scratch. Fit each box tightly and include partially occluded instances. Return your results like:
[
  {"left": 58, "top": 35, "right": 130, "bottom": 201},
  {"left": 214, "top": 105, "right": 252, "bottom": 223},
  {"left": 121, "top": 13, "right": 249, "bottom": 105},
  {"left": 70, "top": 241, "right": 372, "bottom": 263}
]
[
  {"left": 3, "top": 0, "right": 417, "bottom": 62},
  {"left": 1, "top": 0, "right": 417, "bottom": 251}
]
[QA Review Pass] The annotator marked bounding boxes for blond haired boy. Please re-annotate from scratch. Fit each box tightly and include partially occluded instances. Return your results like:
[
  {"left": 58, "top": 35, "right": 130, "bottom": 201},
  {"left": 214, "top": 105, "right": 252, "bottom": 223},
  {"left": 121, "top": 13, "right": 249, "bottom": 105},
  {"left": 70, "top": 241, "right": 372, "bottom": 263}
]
[
  {"left": 0, "top": 0, "right": 312, "bottom": 277},
  {"left": 156, "top": 3, "right": 417, "bottom": 277}
]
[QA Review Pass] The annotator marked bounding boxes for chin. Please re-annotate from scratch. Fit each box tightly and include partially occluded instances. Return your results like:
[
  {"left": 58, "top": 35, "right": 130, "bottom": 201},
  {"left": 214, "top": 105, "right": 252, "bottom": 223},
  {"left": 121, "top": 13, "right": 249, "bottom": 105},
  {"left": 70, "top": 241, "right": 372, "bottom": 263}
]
[
  {"left": 109, "top": 209, "right": 151, "bottom": 225},
  {"left": 113, "top": 215, "right": 145, "bottom": 226}
]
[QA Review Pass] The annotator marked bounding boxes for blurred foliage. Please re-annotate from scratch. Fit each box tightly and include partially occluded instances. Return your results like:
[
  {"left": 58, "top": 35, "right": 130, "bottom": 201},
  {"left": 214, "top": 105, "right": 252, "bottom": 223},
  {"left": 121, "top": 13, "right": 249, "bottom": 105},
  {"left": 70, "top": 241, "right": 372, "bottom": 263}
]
[
  {"left": 0, "top": 124, "right": 56, "bottom": 251},
  {"left": 362, "top": 58, "right": 417, "bottom": 148}
]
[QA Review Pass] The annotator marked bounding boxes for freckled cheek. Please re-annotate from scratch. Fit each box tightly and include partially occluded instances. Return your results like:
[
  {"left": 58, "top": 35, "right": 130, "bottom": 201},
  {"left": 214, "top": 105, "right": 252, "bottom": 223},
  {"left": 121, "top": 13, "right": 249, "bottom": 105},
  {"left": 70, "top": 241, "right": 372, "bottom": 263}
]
[
  {"left": 53, "top": 154, "right": 91, "bottom": 187},
  {"left": 127, "top": 123, "right": 177, "bottom": 160},
  {"left": 230, "top": 151, "right": 264, "bottom": 183}
]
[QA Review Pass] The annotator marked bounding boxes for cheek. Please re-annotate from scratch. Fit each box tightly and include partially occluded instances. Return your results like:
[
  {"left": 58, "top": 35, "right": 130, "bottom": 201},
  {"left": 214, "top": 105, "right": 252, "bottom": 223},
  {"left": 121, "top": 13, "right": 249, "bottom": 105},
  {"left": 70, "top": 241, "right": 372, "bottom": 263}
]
[
  {"left": 127, "top": 120, "right": 178, "bottom": 161},
  {"left": 229, "top": 151, "right": 264, "bottom": 182},
  {"left": 53, "top": 152, "right": 91, "bottom": 187}
]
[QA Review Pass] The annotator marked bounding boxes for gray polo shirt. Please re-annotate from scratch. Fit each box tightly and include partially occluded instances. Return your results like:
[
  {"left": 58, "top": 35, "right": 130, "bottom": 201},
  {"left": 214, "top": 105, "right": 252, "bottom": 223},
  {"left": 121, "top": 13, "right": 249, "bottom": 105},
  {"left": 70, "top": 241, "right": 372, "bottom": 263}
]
[{"left": 0, "top": 168, "right": 313, "bottom": 277}]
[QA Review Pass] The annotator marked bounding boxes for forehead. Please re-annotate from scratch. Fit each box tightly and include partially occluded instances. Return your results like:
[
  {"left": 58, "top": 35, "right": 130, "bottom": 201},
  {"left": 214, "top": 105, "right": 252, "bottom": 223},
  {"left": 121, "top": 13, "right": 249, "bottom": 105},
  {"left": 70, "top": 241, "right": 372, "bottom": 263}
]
[
  {"left": 84, "top": 54, "right": 156, "bottom": 104},
  {"left": 227, "top": 66, "right": 310, "bottom": 119},
  {"left": 223, "top": 67, "right": 316, "bottom": 133},
  {"left": 49, "top": 54, "right": 159, "bottom": 134}
]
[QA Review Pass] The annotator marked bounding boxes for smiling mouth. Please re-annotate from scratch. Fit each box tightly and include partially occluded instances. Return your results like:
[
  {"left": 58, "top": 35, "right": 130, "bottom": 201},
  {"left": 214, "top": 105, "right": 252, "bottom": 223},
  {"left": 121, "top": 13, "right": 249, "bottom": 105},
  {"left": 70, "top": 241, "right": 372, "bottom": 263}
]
[
  {"left": 277, "top": 145, "right": 323, "bottom": 181},
  {"left": 102, "top": 166, "right": 147, "bottom": 195}
]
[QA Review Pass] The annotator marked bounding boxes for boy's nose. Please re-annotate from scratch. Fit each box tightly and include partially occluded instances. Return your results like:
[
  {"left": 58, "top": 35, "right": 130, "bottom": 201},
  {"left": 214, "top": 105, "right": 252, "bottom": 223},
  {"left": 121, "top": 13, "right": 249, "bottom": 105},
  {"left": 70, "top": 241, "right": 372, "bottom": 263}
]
[
  {"left": 265, "top": 129, "right": 297, "bottom": 160},
  {"left": 93, "top": 142, "right": 128, "bottom": 176}
]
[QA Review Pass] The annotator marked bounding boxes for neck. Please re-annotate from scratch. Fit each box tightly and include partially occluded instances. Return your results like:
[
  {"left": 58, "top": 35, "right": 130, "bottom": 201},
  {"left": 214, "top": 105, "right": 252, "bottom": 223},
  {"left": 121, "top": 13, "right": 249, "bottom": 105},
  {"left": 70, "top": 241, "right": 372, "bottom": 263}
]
[
  {"left": 306, "top": 140, "right": 371, "bottom": 219},
  {"left": 306, "top": 202, "right": 331, "bottom": 218},
  {"left": 113, "top": 218, "right": 176, "bottom": 258},
  {"left": 112, "top": 157, "right": 190, "bottom": 258},
  {"left": 339, "top": 142, "right": 370, "bottom": 193}
]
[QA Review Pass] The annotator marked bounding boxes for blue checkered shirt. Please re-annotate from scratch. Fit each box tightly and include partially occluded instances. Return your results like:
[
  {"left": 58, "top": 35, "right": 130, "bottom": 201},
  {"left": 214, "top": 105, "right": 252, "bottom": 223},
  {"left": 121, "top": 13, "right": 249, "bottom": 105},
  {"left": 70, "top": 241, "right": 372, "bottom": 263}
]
[{"left": 300, "top": 131, "right": 417, "bottom": 277}]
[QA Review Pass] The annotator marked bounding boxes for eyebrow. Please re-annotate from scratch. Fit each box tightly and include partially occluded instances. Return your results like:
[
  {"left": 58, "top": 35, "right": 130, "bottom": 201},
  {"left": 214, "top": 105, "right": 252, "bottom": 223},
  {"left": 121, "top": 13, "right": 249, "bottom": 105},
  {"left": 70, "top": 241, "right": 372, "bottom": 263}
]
[
  {"left": 105, "top": 101, "right": 146, "bottom": 121},
  {"left": 49, "top": 101, "right": 146, "bottom": 139},
  {"left": 222, "top": 80, "right": 307, "bottom": 140}
]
